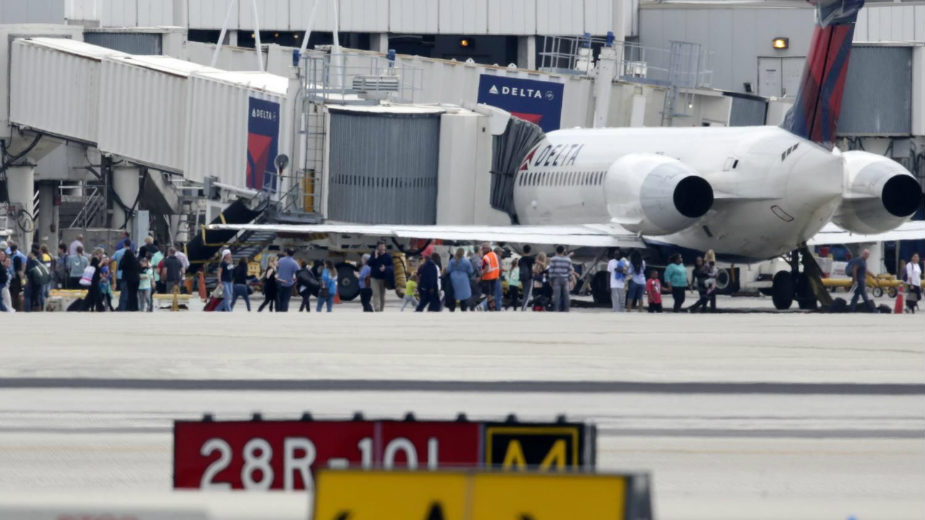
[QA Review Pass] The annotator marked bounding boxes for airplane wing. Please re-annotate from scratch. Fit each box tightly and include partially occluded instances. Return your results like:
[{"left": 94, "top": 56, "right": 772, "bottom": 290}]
[
  {"left": 206, "top": 222, "right": 645, "bottom": 248},
  {"left": 807, "top": 221, "right": 925, "bottom": 246}
]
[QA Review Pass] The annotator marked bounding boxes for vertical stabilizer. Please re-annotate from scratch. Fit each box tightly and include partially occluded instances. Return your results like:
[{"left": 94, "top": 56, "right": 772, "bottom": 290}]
[{"left": 781, "top": 0, "right": 865, "bottom": 149}]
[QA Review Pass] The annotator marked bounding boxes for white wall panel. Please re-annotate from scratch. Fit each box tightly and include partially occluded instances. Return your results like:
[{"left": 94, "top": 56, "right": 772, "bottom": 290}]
[
  {"left": 389, "top": 0, "right": 438, "bottom": 33},
  {"left": 188, "top": 0, "right": 236, "bottom": 29},
  {"left": 239, "top": 0, "right": 289, "bottom": 30},
  {"left": 340, "top": 0, "right": 389, "bottom": 32},
  {"left": 101, "top": 0, "right": 137, "bottom": 26},
  {"left": 583, "top": 0, "right": 613, "bottom": 35},
  {"left": 9, "top": 39, "right": 128, "bottom": 144},
  {"left": 290, "top": 0, "right": 338, "bottom": 33},
  {"left": 536, "top": 0, "right": 583, "bottom": 36},
  {"left": 916, "top": 5, "right": 925, "bottom": 43},
  {"left": 65, "top": 0, "right": 100, "bottom": 22},
  {"left": 137, "top": 0, "right": 173, "bottom": 26},
  {"left": 854, "top": 8, "right": 868, "bottom": 42},
  {"left": 99, "top": 57, "right": 216, "bottom": 172},
  {"left": 487, "top": 0, "right": 534, "bottom": 35},
  {"left": 438, "top": 0, "right": 488, "bottom": 34}
]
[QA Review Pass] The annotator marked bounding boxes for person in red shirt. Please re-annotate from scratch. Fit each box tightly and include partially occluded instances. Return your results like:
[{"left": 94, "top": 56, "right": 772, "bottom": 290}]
[{"left": 646, "top": 269, "right": 663, "bottom": 313}]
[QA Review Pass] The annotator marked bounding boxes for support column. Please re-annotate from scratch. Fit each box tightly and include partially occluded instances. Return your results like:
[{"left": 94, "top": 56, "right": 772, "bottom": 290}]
[
  {"left": 228, "top": 30, "right": 238, "bottom": 47},
  {"left": 111, "top": 166, "right": 141, "bottom": 231},
  {"left": 6, "top": 165, "right": 35, "bottom": 253},
  {"left": 372, "top": 33, "right": 389, "bottom": 53},
  {"left": 517, "top": 36, "right": 536, "bottom": 70},
  {"left": 37, "top": 182, "right": 58, "bottom": 248}
]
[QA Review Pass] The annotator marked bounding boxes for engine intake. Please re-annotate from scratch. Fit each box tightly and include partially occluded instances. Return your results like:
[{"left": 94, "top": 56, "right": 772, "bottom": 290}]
[
  {"left": 606, "top": 153, "right": 714, "bottom": 235},
  {"left": 834, "top": 151, "right": 922, "bottom": 234}
]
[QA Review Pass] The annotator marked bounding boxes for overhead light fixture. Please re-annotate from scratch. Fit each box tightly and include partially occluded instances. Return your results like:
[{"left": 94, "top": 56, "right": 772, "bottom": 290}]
[
  {"left": 458, "top": 38, "right": 473, "bottom": 48},
  {"left": 772, "top": 37, "right": 789, "bottom": 50}
]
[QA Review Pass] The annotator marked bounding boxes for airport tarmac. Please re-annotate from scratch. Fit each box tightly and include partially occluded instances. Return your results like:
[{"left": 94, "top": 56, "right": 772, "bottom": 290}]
[{"left": 0, "top": 306, "right": 923, "bottom": 519}]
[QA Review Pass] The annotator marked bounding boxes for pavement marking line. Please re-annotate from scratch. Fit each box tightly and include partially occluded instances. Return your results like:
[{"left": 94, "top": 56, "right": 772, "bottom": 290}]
[{"left": 1, "top": 378, "right": 923, "bottom": 394}]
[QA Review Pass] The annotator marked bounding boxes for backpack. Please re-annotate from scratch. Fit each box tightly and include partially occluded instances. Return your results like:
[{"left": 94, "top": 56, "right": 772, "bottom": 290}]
[{"left": 30, "top": 261, "right": 51, "bottom": 286}]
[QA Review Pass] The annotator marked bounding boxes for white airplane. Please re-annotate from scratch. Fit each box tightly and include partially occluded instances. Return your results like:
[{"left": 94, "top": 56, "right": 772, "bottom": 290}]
[{"left": 210, "top": 0, "right": 923, "bottom": 309}]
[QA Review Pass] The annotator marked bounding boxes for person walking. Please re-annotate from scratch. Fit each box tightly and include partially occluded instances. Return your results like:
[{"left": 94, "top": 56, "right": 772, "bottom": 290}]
[
  {"left": 663, "top": 254, "right": 688, "bottom": 312},
  {"left": 99, "top": 259, "right": 115, "bottom": 311},
  {"left": 316, "top": 260, "right": 338, "bottom": 312},
  {"left": 25, "top": 246, "right": 50, "bottom": 312},
  {"left": 54, "top": 243, "right": 68, "bottom": 289},
  {"left": 276, "top": 249, "right": 299, "bottom": 312},
  {"left": 646, "top": 269, "right": 664, "bottom": 313},
  {"left": 606, "top": 249, "right": 628, "bottom": 312},
  {"left": 137, "top": 258, "right": 155, "bottom": 312},
  {"left": 846, "top": 248, "right": 873, "bottom": 312},
  {"left": 68, "top": 234, "right": 84, "bottom": 257},
  {"left": 905, "top": 253, "right": 921, "bottom": 313},
  {"left": 448, "top": 248, "right": 474, "bottom": 311},
  {"left": 68, "top": 245, "right": 89, "bottom": 291},
  {"left": 548, "top": 246, "right": 574, "bottom": 312},
  {"left": 400, "top": 273, "right": 420, "bottom": 311},
  {"left": 231, "top": 257, "right": 252, "bottom": 311},
  {"left": 258, "top": 256, "right": 279, "bottom": 312},
  {"left": 517, "top": 245, "right": 535, "bottom": 311},
  {"left": 625, "top": 251, "right": 646, "bottom": 312},
  {"left": 112, "top": 241, "right": 131, "bottom": 310},
  {"left": 161, "top": 247, "right": 184, "bottom": 294},
  {"left": 78, "top": 256, "right": 103, "bottom": 312},
  {"left": 368, "top": 241, "right": 392, "bottom": 312},
  {"left": 357, "top": 254, "right": 373, "bottom": 312},
  {"left": 215, "top": 250, "right": 234, "bottom": 312},
  {"left": 687, "top": 255, "right": 717, "bottom": 313},
  {"left": 297, "top": 260, "right": 317, "bottom": 312},
  {"left": 120, "top": 247, "right": 141, "bottom": 311},
  {"left": 8, "top": 243, "right": 26, "bottom": 311},
  {"left": 415, "top": 253, "right": 442, "bottom": 312},
  {"left": 480, "top": 243, "right": 502, "bottom": 311}
]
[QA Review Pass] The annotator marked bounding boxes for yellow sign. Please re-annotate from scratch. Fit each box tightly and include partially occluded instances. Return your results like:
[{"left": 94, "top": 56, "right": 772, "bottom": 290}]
[
  {"left": 313, "top": 471, "right": 468, "bottom": 520},
  {"left": 313, "top": 470, "right": 627, "bottom": 520}
]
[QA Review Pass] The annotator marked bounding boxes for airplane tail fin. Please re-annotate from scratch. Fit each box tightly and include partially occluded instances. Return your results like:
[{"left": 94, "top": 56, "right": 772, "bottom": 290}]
[{"left": 781, "top": 0, "right": 865, "bottom": 149}]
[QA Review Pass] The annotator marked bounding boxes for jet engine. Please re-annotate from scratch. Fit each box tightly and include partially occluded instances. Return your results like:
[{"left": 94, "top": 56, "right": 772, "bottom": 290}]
[
  {"left": 833, "top": 151, "right": 921, "bottom": 234},
  {"left": 604, "top": 153, "right": 714, "bottom": 235}
]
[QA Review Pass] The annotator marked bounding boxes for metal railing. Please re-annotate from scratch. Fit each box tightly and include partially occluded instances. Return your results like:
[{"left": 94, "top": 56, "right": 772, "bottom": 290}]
[
  {"left": 538, "top": 35, "right": 713, "bottom": 88},
  {"left": 300, "top": 49, "right": 423, "bottom": 104}
]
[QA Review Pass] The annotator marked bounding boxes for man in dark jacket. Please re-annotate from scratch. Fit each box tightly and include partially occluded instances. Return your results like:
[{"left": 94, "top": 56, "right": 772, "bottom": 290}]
[
  {"left": 368, "top": 241, "right": 392, "bottom": 312},
  {"left": 415, "top": 253, "right": 442, "bottom": 312}
]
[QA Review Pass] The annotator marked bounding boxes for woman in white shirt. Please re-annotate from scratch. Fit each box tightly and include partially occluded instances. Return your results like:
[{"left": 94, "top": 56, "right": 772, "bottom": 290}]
[{"left": 905, "top": 253, "right": 921, "bottom": 313}]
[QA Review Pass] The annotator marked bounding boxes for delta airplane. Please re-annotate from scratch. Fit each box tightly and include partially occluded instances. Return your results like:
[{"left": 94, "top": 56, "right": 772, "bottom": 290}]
[{"left": 211, "top": 0, "right": 924, "bottom": 309}]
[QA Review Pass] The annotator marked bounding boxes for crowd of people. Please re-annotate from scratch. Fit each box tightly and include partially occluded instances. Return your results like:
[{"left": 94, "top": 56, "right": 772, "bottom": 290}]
[
  {"left": 3, "top": 233, "right": 922, "bottom": 314},
  {"left": 0, "top": 232, "right": 188, "bottom": 313}
]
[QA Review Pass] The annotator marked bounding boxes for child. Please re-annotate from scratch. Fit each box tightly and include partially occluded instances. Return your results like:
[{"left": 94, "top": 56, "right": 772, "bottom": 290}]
[
  {"left": 401, "top": 273, "right": 419, "bottom": 311},
  {"left": 138, "top": 258, "right": 155, "bottom": 312},
  {"left": 99, "top": 260, "right": 115, "bottom": 311},
  {"left": 645, "top": 269, "right": 663, "bottom": 313}
]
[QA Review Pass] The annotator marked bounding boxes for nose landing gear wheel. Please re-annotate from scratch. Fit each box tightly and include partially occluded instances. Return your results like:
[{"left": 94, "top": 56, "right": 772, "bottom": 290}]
[{"left": 772, "top": 271, "right": 794, "bottom": 310}]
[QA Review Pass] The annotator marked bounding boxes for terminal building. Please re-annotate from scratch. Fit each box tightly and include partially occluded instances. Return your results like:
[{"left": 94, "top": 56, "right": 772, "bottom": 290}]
[{"left": 1, "top": 0, "right": 922, "bottom": 273}]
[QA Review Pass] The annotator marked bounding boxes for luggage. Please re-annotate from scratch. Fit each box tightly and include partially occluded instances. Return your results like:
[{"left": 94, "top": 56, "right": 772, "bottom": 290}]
[{"left": 204, "top": 297, "right": 223, "bottom": 312}]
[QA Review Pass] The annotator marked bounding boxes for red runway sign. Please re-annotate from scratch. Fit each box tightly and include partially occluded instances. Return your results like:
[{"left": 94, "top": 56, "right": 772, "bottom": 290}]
[{"left": 174, "top": 420, "right": 479, "bottom": 490}]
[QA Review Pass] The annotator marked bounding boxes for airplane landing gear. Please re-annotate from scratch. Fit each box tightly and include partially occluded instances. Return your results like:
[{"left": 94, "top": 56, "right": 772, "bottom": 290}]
[
  {"left": 770, "top": 245, "right": 832, "bottom": 311},
  {"left": 771, "top": 271, "right": 794, "bottom": 310}
]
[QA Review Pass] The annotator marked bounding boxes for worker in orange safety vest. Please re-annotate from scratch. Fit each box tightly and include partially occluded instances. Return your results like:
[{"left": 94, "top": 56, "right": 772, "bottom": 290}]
[{"left": 480, "top": 243, "right": 503, "bottom": 311}]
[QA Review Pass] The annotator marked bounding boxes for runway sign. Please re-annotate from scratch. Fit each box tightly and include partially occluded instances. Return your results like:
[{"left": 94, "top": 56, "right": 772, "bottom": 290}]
[
  {"left": 484, "top": 423, "right": 588, "bottom": 470},
  {"left": 174, "top": 418, "right": 596, "bottom": 490},
  {"left": 313, "top": 470, "right": 635, "bottom": 520},
  {"left": 174, "top": 420, "right": 478, "bottom": 490}
]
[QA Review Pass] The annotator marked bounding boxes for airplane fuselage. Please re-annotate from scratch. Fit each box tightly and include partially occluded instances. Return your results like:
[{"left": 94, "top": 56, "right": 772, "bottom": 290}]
[{"left": 514, "top": 126, "right": 845, "bottom": 261}]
